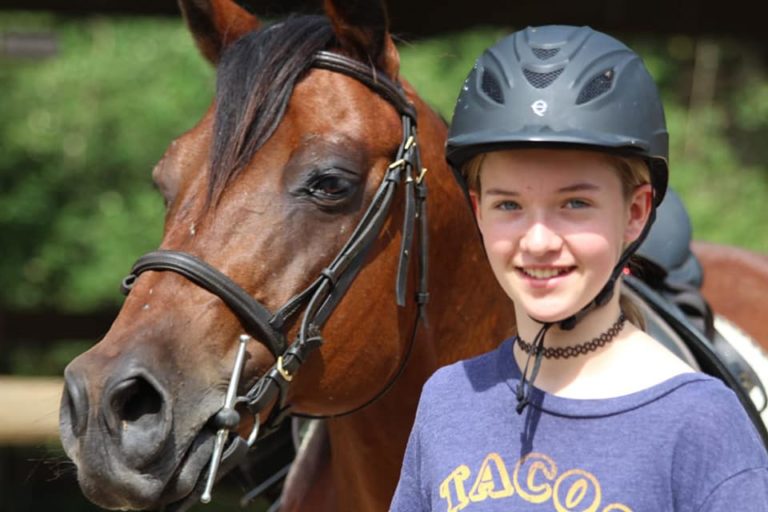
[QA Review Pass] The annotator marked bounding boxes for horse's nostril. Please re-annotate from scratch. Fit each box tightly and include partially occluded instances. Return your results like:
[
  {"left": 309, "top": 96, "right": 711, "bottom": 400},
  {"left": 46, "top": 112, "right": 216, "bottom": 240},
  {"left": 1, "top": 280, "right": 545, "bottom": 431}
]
[
  {"left": 105, "top": 374, "right": 171, "bottom": 469},
  {"left": 61, "top": 374, "right": 89, "bottom": 438},
  {"left": 114, "top": 378, "right": 163, "bottom": 423},
  {"left": 110, "top": 377, "right": 164, "bottom": 428}
]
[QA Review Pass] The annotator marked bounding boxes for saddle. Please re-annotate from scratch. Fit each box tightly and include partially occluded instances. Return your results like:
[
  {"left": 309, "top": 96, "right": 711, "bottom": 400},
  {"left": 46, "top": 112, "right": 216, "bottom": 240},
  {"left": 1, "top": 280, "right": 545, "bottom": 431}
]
[{"left": 628, "top": 188, "right": 766, "bottom": 428}]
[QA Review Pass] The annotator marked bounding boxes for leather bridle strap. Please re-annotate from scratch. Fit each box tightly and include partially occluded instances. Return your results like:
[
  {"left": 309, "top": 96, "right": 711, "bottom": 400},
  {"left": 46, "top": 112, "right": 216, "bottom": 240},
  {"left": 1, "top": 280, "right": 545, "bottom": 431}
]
[
  {"left": 242, "top": 112, "right": 426, "bottom": 430},
  {"left": 122, "top": 252, "right": 287, "bottom": 357},
  {"left": 242, "top": 118, "right": 422, "bottom": 417},
  {"left": 121, "top": 50, "right": 427, "bottom": 426},
  {"left": 123, "top": 51, "right": 428, "bottom": 510},
  {"left": 312, "top": 51, "right": 417, "bottom": 119}
]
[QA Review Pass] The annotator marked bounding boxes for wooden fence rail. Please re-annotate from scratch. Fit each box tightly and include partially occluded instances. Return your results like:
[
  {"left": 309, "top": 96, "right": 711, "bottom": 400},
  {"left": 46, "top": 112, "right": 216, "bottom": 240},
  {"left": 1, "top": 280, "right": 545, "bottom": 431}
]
[
  {"left": 0, "top": 376, "right": 63, "bottom": 445},
  {"left": 0, "top": 309, "right": 116, "bottom": 445}
]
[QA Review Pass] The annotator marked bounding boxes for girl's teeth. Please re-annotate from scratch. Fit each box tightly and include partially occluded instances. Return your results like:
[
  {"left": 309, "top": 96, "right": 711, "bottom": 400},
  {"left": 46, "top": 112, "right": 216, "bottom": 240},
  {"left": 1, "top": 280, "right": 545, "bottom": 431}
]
[{"left": 524, "top": 268, "right": 566, "bottom": 279}]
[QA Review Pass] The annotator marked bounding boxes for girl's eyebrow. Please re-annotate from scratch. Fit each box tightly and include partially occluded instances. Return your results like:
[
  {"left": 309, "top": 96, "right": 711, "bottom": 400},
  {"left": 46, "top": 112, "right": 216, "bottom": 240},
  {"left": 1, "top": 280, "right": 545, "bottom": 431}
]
[
  {"left": 484, "top": 183, "right": 601, "bottom": 196},
  {"left": 557, "top": 183, "right": 601, "bottom": 193},
  {"left": 484, "top": 188, "right": 518, "bottom": 196}
]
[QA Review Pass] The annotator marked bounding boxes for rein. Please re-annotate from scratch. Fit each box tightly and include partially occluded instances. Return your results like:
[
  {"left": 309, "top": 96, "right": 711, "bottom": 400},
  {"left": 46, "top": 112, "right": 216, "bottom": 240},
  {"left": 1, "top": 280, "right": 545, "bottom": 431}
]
[{"left": 120, "top": 50, "right": 428, "bottom": 506}]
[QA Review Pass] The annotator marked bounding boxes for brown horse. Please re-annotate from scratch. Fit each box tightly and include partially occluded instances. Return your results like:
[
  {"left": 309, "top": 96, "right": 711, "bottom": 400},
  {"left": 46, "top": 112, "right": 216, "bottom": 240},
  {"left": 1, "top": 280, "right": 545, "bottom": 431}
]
[
  {"left": 694, "top": 242, "right": 768, "bottom": 349},
  {"left": 58, "top": 1, "right": 768, "bottom": 510},
  {"left": 58, "top": 0, "right": 513, "bottom": 510}
]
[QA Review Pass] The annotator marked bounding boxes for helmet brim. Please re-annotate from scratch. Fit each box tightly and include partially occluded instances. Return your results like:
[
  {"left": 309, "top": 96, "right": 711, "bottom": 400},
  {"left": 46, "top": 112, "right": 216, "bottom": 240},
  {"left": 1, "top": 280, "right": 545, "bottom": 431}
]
[{"left": 446, "top": 132, "right": 668, "bottom": 205}]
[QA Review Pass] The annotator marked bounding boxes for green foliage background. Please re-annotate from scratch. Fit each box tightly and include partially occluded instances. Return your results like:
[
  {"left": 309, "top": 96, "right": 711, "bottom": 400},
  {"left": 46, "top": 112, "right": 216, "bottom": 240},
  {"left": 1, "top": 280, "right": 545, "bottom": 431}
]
[
  {"left": 1, "top": 14, "right": 767, "bottom": 315},
  {"left": 1, "top": 11, "right": 766, "bottom": 512},
  {"left": 1, "top": 14, "right": 213, "bottom": 312}
]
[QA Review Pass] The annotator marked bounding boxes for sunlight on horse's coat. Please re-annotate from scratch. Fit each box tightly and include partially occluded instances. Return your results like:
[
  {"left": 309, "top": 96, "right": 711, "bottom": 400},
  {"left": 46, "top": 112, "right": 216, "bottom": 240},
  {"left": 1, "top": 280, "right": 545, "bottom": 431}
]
[{"left": 715, "top": 316, "right": 768, "bottom": 426}]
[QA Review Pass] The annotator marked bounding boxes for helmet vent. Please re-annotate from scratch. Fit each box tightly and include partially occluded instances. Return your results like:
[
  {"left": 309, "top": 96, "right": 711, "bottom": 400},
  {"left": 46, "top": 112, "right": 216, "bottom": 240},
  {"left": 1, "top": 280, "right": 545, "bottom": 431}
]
[
  {"left": 480, "top": 70, "right": 504, "bottom": 104},
  {"left": 532, "top": 47, "right": 560, "bottom": 60},
  {"left": 576, "top": 68, "right": 615, "bottom": 105},
  {"left": 523, "top": 68, "right": 564, "bottom": 89}
]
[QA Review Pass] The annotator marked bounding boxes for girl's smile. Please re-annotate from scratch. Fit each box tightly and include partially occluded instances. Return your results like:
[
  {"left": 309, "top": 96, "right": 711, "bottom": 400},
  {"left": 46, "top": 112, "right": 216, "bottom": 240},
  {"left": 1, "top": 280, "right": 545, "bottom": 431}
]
[
  {"left": 517, "top": 265, "right": 576, "bottom": 287},
  {"left": 471, "top": 148, "right": 650, "bottom": 326}
]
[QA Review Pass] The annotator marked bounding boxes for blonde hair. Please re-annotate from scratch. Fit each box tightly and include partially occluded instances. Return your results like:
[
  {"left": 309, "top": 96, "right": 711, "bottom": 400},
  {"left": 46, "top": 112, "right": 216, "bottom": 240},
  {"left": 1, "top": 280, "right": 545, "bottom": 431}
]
[
  {"left": 462, "top": 151, "right": 650, "bottom": 197},
  {"left": 605, "top": 154, "right": 651, "bottom": 202},
  {"left": 462, "top": 149, "right": 652, "bottom": 329},
  {"left": 610, "top": 154, "right": 651, "bottom": 330},
  {"left": 462, "top": 152, "right": 486, "bottom": 194}
]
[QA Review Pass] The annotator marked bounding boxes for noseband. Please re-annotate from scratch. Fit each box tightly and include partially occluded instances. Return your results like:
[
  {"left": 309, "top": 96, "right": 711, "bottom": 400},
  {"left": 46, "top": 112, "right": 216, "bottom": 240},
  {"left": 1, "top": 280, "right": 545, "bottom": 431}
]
[{"left": 120, "top": 51, "right": 428, "bottom": 506}]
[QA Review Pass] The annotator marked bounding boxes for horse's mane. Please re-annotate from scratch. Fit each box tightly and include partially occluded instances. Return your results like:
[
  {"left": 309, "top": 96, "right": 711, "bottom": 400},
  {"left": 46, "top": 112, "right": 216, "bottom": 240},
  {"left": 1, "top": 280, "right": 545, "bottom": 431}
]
[{"left": 210, "top": 15, "right": 335, "bottom": 201}]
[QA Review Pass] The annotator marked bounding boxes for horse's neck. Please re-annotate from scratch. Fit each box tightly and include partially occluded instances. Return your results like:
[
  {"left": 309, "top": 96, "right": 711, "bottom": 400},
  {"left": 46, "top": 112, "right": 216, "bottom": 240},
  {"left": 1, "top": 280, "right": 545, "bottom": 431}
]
[
  {"left": 317, "top": 103, "right": 515, "bottom": 511},
  {"left": 413, "top": 101, "right": 516, "bottom": 364},
  {"left": 321, "top": 272, "right": 512, "bottom": 510}
]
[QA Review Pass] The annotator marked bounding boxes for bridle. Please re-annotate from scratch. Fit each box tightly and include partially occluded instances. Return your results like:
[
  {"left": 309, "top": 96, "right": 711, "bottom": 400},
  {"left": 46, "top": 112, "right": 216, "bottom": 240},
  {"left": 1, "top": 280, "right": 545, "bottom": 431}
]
[{"left": 119, "top": 50, "right": 429, "bottom": 507}]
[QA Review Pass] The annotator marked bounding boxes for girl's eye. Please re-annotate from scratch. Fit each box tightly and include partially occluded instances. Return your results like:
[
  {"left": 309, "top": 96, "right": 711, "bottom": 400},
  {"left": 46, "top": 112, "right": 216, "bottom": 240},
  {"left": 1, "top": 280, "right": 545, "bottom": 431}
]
[
  {"left": 494, "top": 200, "right": 521, "bottom": 211},
  {"left": 565, "top": 198, "right": 590, "bottom": 209}
]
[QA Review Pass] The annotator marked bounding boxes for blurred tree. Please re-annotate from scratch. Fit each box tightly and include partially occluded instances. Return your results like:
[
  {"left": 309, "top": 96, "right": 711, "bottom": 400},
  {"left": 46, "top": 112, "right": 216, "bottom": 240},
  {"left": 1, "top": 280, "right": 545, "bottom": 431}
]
[
  {"left": 0, "top": 13, "right": 213, "bottom": 312},
  {"left": 0, "top": 15, "right": 766, "bottom": 316}
]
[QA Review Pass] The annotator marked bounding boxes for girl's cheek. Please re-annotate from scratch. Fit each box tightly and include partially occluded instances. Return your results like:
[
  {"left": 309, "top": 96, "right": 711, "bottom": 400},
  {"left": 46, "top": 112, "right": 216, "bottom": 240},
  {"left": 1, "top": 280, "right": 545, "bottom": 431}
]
[
  {"left": 485, "top": 236, "right": 516, "bottom": 257},
  {"left": 482, "top": 227, "right": 506, "bottom": 249}
]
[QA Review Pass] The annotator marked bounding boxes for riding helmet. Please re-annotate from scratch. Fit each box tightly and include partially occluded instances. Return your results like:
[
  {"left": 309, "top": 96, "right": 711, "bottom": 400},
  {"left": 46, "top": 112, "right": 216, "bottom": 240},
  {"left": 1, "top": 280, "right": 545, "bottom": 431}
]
[{"left": 446, "top": 25, "right": 669, "bottom": 205}]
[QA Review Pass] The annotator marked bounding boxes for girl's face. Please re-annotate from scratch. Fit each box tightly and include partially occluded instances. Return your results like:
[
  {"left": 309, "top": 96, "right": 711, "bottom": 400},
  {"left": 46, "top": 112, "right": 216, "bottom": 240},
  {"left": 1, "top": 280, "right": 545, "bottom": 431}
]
[{"left": 471, "top": 149, "right": 651, "bottom": 324}]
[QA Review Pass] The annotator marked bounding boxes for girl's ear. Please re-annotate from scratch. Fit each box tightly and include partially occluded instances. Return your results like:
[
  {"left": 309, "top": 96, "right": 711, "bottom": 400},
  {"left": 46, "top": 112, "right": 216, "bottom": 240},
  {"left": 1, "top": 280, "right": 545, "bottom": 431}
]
[
  {"left": 625, "top": 184, "right": 653, "bottom": 244},
  {"left": 469, "top": 191, "right": 481, "bottom": 221}
]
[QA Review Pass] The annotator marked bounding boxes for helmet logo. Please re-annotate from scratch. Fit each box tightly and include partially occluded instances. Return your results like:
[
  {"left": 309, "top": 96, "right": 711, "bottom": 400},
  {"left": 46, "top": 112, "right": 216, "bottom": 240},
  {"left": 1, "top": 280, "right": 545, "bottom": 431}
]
[{"left": 531, "top": 99, "right": 548, "bottom": 117}]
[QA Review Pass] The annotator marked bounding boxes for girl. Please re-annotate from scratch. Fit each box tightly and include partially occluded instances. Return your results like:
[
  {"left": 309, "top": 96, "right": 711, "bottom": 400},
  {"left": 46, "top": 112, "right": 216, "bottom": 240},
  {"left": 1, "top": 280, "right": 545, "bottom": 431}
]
[{"left": 391, "top": 25, "right": 768, "bottom": 511}]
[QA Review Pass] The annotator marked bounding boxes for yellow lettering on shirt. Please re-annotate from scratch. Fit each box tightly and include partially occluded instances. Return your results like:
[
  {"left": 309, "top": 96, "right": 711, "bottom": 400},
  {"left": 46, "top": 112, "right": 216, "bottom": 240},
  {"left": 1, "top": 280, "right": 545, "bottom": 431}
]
[
  {"left": 553, "top": 469, "right": 601, "bottom": 512},
  {"left": 468, "top": 452, "right": 514, "bottom": 502},
  {"left": 438, "top": 452, "right": 630, "bottom": 511},
  {"left": 439, "top": 464, "right": 471, "bottom": 512},
  {"left": 513, "top": 452, "right": 557, "bottom": 504},
  {"left": 603, "top": 504, "right": 633, "bottom": 511}
]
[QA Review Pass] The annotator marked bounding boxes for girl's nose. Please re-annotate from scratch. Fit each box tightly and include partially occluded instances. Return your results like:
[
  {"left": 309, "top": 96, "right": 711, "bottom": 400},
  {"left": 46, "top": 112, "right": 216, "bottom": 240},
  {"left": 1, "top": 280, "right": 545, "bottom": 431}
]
[{"left": 519, "top": 221, "right": 562, "bottom": 256}]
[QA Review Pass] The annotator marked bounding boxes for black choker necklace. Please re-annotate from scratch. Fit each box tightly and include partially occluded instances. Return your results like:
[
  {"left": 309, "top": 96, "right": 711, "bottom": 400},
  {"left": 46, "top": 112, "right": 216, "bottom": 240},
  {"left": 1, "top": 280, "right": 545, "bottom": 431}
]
[{"left": 516, "top": 312, "right": 627, "bottom": 359}]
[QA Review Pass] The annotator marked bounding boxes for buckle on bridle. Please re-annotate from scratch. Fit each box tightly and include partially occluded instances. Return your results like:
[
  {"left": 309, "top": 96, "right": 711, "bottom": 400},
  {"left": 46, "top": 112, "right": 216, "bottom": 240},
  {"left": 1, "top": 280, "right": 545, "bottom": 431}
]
[{"left": 276, "top": 356, "right": 294, "bottom": 382}]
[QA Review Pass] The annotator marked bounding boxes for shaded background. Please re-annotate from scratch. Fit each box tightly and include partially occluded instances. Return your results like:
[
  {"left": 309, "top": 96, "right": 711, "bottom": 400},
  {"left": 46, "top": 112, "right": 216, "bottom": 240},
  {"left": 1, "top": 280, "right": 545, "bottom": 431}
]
[{"left": 1, "top": 1, "right": 767, "bottom": 510}]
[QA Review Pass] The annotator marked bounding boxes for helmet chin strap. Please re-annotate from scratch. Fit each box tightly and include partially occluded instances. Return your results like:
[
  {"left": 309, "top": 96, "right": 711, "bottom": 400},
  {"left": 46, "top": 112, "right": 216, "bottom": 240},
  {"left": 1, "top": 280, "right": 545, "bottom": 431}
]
[
  {"left": 516, "top": 205, "right": 658, "bottom": 413},
  {"left": 530, "top": 204, "right": 657, "bottom": 331}
]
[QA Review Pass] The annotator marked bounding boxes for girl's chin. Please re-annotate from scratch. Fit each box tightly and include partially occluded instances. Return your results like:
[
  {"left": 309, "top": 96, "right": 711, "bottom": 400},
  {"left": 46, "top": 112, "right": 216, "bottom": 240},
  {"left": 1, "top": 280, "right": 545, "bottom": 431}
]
[
  {"left": 522, "top": 310, "right": 573, "bottom": 325},
  {"left": 516, "top": 299, "right": 584, "bottom": 325}
]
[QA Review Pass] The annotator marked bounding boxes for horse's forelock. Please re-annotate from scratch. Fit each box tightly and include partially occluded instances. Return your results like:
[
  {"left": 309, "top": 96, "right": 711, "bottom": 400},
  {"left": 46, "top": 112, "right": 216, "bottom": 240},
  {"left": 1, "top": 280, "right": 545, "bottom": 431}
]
[{"left": 209, "top": 15, "right": 336, "bottom": 202}]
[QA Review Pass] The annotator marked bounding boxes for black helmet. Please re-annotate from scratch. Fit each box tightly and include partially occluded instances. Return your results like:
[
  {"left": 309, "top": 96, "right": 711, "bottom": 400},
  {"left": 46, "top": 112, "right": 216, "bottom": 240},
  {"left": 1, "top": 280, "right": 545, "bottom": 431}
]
[{"left": 446, "top": 25, "right": 669, "bottom": 205}]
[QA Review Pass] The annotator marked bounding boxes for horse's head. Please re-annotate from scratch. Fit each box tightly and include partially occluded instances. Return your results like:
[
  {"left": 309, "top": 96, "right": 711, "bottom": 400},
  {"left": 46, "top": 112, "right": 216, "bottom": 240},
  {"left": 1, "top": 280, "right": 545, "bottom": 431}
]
[{"left": 58, "top": 0, "right": 454, "bottom": 509}]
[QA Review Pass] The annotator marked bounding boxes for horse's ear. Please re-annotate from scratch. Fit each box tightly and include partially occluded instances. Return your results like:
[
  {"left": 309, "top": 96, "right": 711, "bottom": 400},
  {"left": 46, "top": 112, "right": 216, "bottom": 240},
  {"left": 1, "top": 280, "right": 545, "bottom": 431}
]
[
  {"left": 324, "top": 0, "right": 400, "bottom": 78},
  {"left": 178, "top": 0, "right": 261, "bottom": 64}
]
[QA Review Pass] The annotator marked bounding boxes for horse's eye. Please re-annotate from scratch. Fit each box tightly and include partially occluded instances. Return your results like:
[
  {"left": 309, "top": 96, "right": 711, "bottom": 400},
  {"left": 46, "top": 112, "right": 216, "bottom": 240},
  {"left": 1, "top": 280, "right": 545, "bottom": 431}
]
[
  {"left": 310, "top": 175, "right": 353, "bottom": 198},
  {"left": 305, "top": 170, "right": 358, "bottom": 205}
]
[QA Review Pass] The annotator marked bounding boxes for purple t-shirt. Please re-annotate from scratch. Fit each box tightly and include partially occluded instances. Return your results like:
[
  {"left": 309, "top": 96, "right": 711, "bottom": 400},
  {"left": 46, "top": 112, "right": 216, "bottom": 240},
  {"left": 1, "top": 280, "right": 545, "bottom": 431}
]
[{"left": 390, "top": 339, "right": 768, "bottom": 511}]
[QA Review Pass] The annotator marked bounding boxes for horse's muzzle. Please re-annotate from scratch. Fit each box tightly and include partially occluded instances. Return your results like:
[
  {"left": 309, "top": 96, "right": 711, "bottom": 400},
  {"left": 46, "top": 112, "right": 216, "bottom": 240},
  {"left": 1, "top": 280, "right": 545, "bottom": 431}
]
[
  {"left": 62, "top": 360, "right": 173, "bottom": 465},
  {"left": 58, "top": 352, "right": 209, "bottom": 510}
]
